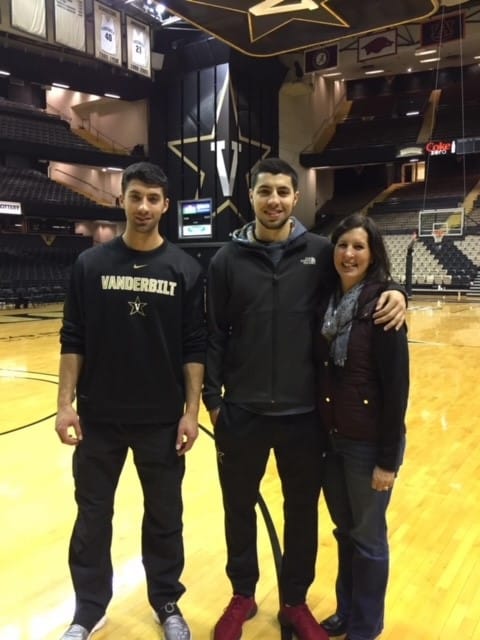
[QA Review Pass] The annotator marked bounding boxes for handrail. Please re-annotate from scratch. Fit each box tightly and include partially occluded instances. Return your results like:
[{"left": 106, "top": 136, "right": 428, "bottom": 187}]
[
  {"left": 45, "top": 102, "right": 72, "bottom": 124},
  {"left": 46, "top": 102, "right": 130, "bottom": 153},
  {"left": 78, "top": 118, "right": 131, "bottom": 153},
  {"left": 300, "top": 85, "right": 348, "bottom": 154},
  {"left": 50, "top": 167, "right": 117, "bottom": 204}
]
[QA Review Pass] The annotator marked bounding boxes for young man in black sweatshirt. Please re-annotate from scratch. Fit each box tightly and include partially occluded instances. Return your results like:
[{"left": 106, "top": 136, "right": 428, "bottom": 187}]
[{"left": 56, "top": 162, "right": 205, "bottom": 640}]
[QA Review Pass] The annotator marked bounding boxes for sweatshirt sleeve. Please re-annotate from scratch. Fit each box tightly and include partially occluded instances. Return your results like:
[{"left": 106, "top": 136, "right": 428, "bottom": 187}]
[
  {"left": 385, "top": 279, "right": 408, "bottom": 305},
  {"left": 373, "top": 323, "right": 409, "bottom": 471},
  {"left": 181, "top": 262, "right": 207, "bottom": 366},
  {"left": 60, "top": 257, "right": 86, "bottom": 355},
  {"left": 202, "top": 250, "right": 230, "bottom": 411}
]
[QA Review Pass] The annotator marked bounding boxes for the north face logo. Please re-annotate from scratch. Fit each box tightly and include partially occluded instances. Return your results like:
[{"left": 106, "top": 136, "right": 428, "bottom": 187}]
[{"left": 301, "top": 257, "right": 316, "bottom": 265}]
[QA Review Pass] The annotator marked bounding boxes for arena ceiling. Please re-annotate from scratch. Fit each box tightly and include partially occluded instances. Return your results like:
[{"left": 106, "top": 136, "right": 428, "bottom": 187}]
[{"left": 125, "top": 0, "right": 480, "bottom": 80}]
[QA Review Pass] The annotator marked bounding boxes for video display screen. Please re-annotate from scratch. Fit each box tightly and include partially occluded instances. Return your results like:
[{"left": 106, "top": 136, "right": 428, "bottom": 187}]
[{"left": 177, "top": 198, "right": 213, "bottom": 239}]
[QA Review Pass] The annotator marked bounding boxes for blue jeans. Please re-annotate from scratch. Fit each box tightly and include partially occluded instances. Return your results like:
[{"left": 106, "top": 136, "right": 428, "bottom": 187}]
[{"left": 322, "top": 435, "right": 405, "bottom": 640}]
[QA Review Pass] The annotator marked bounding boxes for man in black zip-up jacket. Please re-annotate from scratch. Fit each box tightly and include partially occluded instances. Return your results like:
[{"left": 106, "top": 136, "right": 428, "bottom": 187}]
[{"left": 203, "top": 157, "right": 406, "bottom": 640}]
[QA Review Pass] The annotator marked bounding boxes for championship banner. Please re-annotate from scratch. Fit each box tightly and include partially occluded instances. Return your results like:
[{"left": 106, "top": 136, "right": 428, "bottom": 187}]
[
  {"left": 304, "top": 44, "right": 338, "bottom": 73},
  {"left": 358, "top": 29, "right": 396, "bottom": 62},
  {"left": 94, "top": 1, "right": 122, "bottom": 67},
  {"left": 162, "top": 0, "right": 437, "bottom": 56},
  {"left": 54, "top": 0, "right": 86, "bottom": 52},
  {"left": 421, "top": 12, "right": 464, "bottom": 47},
  {"left": 11, "top": 0, "right": 46, "bottom": 38},
  {"left": 126, "top": 17, "right": 151, "bottom": 78},
  {"left": 0, "top": 201, "right": 22, "bottom": 215}
]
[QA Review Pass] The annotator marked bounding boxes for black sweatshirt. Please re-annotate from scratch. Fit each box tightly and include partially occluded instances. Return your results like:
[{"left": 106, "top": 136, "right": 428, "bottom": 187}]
[{"left": 60, "top": 236, "right": 206, "bottom": 424}]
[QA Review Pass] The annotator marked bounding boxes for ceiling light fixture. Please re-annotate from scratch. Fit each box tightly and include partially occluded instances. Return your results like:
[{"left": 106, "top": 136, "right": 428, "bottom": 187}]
[
  {"left": 52, "top": 82, "right": 70, "bottom": 89},
  {"left": 161, "top": 15, "right": 181, "bottom": 25},
  {"left": 322, "top": 72, "right": 342, "bottom": 78},
  {"left": 364, "top": 69, "right": 384, "bottom": 75},
  {"left": 104, "top": 93, "right": 121, "bottom": 99},
  {"left": 0, "top": 70, "right": 11, "bottom": 76},
  {"left": 415, "top": 49, "right": 437, "bottom": 56},
  {"left": 419, "top": 57, "right": 441, "bottom": 63}
]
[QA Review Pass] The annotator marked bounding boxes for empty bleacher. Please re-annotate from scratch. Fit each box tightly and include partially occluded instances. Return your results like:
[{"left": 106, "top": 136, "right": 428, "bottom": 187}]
[
  {"left": 0, "top": 166, "right": 124, "bottom": 221},
  {"left": 432, "top": 82, "right": 480, "bottom": 140},
  {"left": 0, "top": 99, "right": 100, "bottom": 153},
  {"left": 0, "top": 233, "right": 92, "bottom": 307},
  {"left": 0, "top": 98, "right": 133, "bottom": 168},
  {"left": 381, "top": 225, "right": 479, "bottom": 291},
  {"left": 369, "top": 172, "right": 479, "bottom": 218},
  {"left": 0, "top": 166, "right": 99, "bottom": 207},
  {"left": 327, "top": 92, "right": 430, "bottom": 150}
]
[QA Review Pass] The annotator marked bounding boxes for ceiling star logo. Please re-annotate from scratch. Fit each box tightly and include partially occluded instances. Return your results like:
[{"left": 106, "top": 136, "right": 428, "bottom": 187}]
[
  {"left": 185, "top": 0, "right": 347, "bottom": 42},
  {"left": 165, "top": 1, "right": 438, "bottom": 56},
  {"left": 247, "top": 0, "right": 347, "bottom": 42},
  {"left": 128, "top": 296, "right": 147, "bottom": 316}
]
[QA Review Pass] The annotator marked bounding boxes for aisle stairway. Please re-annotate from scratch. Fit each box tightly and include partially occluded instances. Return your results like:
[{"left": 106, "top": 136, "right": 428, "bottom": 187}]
[
  {"left": 73, "top": 127, "right": 129, "bottom": 155},
  {"left": 467, "top": 271, "right": 480, "bottom": 296}
]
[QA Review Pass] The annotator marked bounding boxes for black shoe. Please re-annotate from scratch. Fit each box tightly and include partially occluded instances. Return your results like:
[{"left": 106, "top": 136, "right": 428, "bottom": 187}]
[{"left": 319, "top": 613, "right": 347, "bottom": 637}]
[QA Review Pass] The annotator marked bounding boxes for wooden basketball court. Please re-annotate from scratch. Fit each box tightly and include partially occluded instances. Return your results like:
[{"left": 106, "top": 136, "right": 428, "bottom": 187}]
[{"left": 1, "top": 296, "right": 480, "bottom": 640}]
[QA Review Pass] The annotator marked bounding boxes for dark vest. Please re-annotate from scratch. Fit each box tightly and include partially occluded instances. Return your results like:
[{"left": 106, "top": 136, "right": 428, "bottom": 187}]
[{"left": 316, "top": 283, "right": 385, "bottom": 442}]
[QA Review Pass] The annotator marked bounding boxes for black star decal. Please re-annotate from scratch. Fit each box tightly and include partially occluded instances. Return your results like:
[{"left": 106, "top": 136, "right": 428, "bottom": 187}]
[{"left": 168, "top": 65, "right": 271, "bottom": 224}]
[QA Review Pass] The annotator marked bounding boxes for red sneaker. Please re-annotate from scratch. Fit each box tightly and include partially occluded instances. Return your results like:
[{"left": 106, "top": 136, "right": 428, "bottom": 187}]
[
  {"left": 278, "top": 604, "right": 329, "bottom": 640},
  {"left": 213, "top": 595, "right": 257, "bottom": 640}
]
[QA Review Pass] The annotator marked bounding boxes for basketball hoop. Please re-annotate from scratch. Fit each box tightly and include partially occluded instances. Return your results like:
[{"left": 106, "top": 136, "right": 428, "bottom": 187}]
[{"left": 432, "top": 228, "right": 446, "bottom": 245}]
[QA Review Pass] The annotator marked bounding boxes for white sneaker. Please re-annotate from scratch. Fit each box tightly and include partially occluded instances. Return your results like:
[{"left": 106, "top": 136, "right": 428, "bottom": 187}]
[
  {"left": 154, "top": 612, "right": 192, "bottom": 640},
  {"left": 59, "top": 616, "right": 106, "bottom": 640}
]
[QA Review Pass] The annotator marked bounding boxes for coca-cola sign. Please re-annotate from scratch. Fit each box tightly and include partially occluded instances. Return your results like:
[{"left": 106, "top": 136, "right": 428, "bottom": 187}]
[{"left": 425, "top": 141, "right": 456, "bottom": 156}]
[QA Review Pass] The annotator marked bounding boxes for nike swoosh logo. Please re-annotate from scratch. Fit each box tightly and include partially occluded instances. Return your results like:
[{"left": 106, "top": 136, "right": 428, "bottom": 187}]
[{"left": 133, "top": 264, "right": 148, "bottom": 269}]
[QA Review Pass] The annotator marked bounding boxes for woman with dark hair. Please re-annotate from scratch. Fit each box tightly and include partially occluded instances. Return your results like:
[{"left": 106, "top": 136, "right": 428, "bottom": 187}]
[{"left": 316, "top": 213, "right": 409, "bottom": 640}]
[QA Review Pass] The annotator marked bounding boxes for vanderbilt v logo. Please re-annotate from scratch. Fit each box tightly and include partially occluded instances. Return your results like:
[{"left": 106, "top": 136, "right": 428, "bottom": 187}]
[{"left": 210, "top": 140, "right": 241, "bottom": 198}]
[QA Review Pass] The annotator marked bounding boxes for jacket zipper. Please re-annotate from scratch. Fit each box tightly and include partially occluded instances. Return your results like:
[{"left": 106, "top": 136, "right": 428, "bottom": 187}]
[{"left": 271, "top": 268, "right": 279, "bottom": 404}]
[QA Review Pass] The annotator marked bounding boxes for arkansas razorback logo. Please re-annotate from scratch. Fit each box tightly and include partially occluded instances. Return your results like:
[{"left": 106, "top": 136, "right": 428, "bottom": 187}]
[{"left": 362, "top": 35, "right": 395, "bottom": 55}]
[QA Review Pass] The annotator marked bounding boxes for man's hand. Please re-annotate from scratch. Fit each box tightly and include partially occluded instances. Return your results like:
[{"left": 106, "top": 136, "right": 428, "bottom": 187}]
[
  {"left": 55, "top": 405, "right": 83, "bottom": 445},
  {"left": 373, "top": 290, "right": 406, "bottom": 331},
  {"left": 372, "top": 465, "right": 396, "bottom": 492},
  {"left": 176, "top": 414, "right": 199, "bottom": 455}
]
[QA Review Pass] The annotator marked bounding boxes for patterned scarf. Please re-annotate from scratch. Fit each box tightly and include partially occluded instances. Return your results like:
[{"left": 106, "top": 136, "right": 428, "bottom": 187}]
[{"left": 321, "top": 282, "right": 364, "bottom": 366}]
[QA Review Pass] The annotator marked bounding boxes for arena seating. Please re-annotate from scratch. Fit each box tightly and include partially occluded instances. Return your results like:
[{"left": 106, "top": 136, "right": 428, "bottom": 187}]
[
  {"left": 0, "top": 99, "right": 100, "bottom": 152},
  {"left": 0, "top": 233, "right": 92, "bottom": 307},
  {"left": 432, "top": 82, "right": 480, "bottom": 140}
]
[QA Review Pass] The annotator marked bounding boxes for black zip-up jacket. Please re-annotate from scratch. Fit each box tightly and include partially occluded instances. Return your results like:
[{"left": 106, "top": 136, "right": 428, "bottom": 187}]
[{"left": 203, "top": 219, "right": 334, "bottom": 413}]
